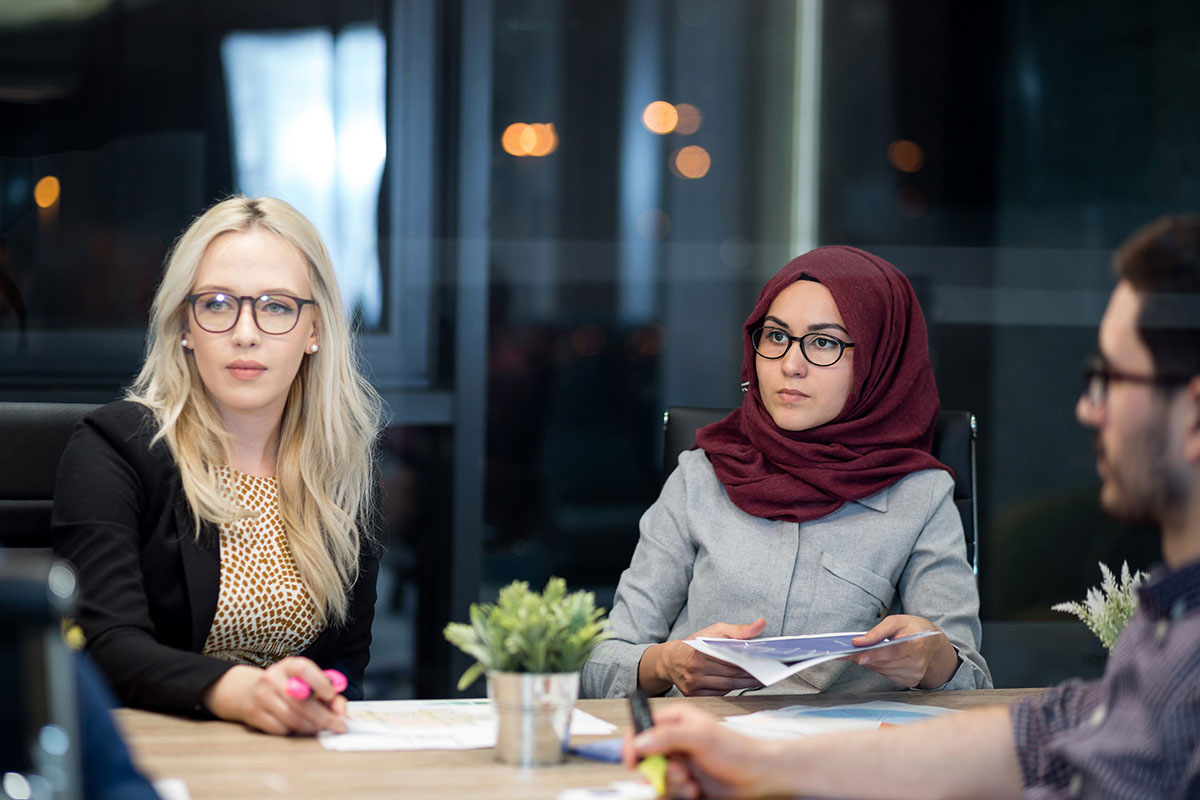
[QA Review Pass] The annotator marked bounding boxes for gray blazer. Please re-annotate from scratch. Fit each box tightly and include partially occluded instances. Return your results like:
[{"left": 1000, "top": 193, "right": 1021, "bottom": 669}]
[{"left": 582, "top": 450, "right": 991, "bottom": 698}]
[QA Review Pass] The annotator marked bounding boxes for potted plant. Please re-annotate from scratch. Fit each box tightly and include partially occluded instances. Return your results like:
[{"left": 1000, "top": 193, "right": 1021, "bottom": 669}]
[
  {"left": 1052, "top": 561, "right": 1146, "bottom": 650},
  {"left": 444, "top": 577, "right": 610, "bottom": 765}
]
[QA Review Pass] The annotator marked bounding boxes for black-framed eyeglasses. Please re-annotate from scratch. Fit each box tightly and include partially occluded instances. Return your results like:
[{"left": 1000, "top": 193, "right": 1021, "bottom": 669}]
[
  {"left": 187, "top": 292, "right": 317, "bottom": 336},
  {"left": 1081, "top": 355, "right": 1191, "bottom": 408},
  {"left": 751, "top": 327, "right": 855, "bottom": 367}
]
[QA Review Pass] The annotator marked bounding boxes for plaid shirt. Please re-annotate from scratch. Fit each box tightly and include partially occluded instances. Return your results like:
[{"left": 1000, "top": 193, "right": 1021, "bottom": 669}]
[{"left": 1011, "top": 559, "right": 1200, "bottom": 799}]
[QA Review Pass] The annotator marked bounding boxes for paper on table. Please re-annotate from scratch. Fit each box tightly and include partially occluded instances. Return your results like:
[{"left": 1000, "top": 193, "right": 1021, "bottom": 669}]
[
  {"left": 684, "top": 630, "right": 940, "bottom": 687},
  {"left": 721, "top": 700, "right": 959, "bottom": 740},
  {"left": 318, "top": 698, "right": 617, "bottom": 751},
  {"left": 152, "top": 778, "right": 192, "bottom": 800},
  {"left": 557, "top": 780, "right": 658, "bottom": 800}
]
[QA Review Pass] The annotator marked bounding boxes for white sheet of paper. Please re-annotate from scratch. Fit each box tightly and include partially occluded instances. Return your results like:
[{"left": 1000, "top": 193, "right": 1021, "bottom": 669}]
[
  {"left": 557, "top": 780, "right": 658, "bottom": 800},
  {"left": 683, "top": 629, "right": 940, "bottom": 687},
  {"left": 151, "top": 778, "right": 192, "bottom": 800},
  {"left": 318, "top": 698, "right": 617, "bottom": 751}
]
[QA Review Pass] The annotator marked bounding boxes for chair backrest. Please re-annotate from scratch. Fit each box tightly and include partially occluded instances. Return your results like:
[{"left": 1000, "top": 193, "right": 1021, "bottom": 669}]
[
  {"left": 0, "top": 402, "right": 100, "bottom": 549},
  {"left": 662, "top": 406, "right": 979, "bottom": 572}
]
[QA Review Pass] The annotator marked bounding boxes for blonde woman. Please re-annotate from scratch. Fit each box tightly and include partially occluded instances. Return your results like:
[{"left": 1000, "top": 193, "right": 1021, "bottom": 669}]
[{"left": 52, "top": 196, "right": 383, "bottom": 735}]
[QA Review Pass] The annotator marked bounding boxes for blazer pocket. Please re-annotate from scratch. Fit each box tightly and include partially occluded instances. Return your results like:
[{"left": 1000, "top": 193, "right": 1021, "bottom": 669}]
[{"left": 818, "top": 552, "right": 897, "bottom": 617}]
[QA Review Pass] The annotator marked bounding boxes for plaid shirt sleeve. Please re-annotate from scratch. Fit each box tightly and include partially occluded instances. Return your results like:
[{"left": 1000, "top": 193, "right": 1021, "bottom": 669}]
[{"left": 1009, "top": 678, "right": 1103, "bottom": 790}]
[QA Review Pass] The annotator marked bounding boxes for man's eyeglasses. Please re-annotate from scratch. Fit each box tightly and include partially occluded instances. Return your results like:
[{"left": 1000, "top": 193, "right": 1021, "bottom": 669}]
[
  {"left": 751, "top": 327, "right": 855, "bottom": 367},
  {"left": 1081, "top": 355, "right": 1191, "bottom": 408},
  {"left": 187, "top": 292, "right": 317, "bottom": 336}
]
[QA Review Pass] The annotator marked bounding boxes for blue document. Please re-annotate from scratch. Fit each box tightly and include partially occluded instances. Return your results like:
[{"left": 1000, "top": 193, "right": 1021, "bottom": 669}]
[{"left": 693, "top": 630, "right": 937, "bottom": 664}]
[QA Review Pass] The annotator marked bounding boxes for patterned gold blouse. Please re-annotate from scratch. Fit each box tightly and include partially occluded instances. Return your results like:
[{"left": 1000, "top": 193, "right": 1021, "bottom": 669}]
[{"left": 201, "top": 466, "right": 321, "bottom": 667}]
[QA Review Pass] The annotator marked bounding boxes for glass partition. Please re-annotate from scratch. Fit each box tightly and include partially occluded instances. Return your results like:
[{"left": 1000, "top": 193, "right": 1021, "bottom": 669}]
[{"left": 3, "top": 0, "right": 1196, "bottom": 696}]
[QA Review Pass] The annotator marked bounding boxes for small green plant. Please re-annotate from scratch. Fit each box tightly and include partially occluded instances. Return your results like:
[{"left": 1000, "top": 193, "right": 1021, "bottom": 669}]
[
  {"left": 443, "top": 577, "right": 611, "bottom": 690},
  {"left": 1052, "top": 561, "right": 1146, "bottom": 650}
]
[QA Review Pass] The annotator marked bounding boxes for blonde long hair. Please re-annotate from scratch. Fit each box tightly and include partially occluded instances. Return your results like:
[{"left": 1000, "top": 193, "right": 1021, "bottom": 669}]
[{"left": 128, "top": 196, "right": 383, "bottom": 625}]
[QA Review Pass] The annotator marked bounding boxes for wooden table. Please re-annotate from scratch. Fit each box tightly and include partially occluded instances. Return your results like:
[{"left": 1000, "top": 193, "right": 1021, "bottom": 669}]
[{"left": 115, "top": 689, "right": 1043, "bottom": 800}]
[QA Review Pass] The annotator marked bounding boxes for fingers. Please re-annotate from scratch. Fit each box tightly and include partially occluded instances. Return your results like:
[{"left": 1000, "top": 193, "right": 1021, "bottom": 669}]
[
  {"left": 246, "top": 687, "right": 323, "bottom": 735},
  {"left": 693, "top": 617, "right": 767, "bottom": 640},
  {"left": 621, "top": 730, "right": 639, "bottom": 768},
  {"left": 853, "top": 613, "right": 942, "bottom": 647},
  {"left": 666, "top": 759, "right": 700, "bottom": 800},
  {"left": 632, "top": 705, "right": 716, "bottom": 756},
  {"left": 275, "top": 657, "right": 342, "bottom": 704},
  {"left": 255, "top": 659, "right": 348, "bottom": 735},
  {"left": 850, "top": 642, "right": 928, "bottom": 687},
  {"left": 681, "top": 680, "right": 759, "bottom": 697},
  {"left": 690, "top": 655, "right": 759, "bottom": 678},
  {"left": 675, "top": 652, "right": 761, "bottom": 696},
  {"left": 852, "top": 616, "right": 903, "bottom": 646}
]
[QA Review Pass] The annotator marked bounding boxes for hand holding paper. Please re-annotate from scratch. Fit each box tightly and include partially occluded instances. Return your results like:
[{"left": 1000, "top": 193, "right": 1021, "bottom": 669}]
[
  {"left": 638, "top": 618, "right": 766, "bottom": 696},
  {"left": 684, "top": 627, "right": 942, "bottom": 688},
  {"left": 847, "top": 614, "right": 959, "bottom": 688}
]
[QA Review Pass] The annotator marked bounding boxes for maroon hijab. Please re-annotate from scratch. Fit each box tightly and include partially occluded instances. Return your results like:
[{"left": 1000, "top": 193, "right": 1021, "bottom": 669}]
[{"left": 695, "top": 246, "right": 947, "bottom": 522}]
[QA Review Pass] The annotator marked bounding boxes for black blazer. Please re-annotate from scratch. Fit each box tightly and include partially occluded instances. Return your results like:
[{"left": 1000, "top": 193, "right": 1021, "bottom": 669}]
[{"left": 51, "top": 400, "right": 380, "bottom": 716}]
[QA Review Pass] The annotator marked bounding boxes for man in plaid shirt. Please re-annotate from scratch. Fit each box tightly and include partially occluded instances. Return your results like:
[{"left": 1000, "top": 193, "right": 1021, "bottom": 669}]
[{"left": 624, "top": 215, "right": 1200, "bottom": 800}]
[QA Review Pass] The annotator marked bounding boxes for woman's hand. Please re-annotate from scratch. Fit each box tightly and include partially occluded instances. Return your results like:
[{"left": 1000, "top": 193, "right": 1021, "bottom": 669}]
[
  {"left": 638, "top": 618, "right": 766, "bottom": 696},
  {"left": 202, "top": 657, "right": 348, "bottom": 735},
  {"left": 846, "top": 614, "right": 960, "bottom": 688},
  {"left": 622, "top": 703, "right": 787, "bottom": 799}
]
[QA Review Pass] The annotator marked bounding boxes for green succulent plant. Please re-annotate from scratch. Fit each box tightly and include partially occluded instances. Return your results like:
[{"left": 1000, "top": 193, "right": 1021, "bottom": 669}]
[
  {"left": 443, "top": 577, "right": 611, "bottom": 691},
  {"left": 1052, "top": 561, "right": 1146, "bottom": 651}
]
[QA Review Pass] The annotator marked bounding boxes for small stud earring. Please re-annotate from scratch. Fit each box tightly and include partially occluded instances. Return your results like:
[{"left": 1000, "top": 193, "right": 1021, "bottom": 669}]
[
  {"left": 181, "top": 337, "right": 189, "bottom": 348},
  {"left": 310, "top": 344, "right": 319, "bottom": 354}
]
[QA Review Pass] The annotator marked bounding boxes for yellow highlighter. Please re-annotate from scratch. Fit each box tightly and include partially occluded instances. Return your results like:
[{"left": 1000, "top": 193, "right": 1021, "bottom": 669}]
[{"left": 630, "top": 688, "right": 668, "bottom": 797}]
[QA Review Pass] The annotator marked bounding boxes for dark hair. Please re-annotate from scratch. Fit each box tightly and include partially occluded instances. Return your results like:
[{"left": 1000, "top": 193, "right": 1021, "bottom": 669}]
[{"left": 1114, "top": 215, "right": 1200, "bottom": 379}]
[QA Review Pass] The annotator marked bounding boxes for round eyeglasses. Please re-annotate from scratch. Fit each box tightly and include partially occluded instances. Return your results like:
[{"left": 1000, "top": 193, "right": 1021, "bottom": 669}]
[
  {"left": 1081, "top": 355, "right": 1190, "bottom": 408},
  {"left": 751, "top": 327, "right": 855, "bottom": 367},
  {"left": 187, "top": 292, "right": 317, "bottom": 336}
]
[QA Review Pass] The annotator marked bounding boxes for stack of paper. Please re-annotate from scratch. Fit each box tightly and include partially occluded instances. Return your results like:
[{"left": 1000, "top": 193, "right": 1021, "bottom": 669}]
[
  {"left": 318, "top": 698, "right": 617, "bottom": 751},
  {"left": 684, "top": 630, "right": 940, "bottom": 687}
]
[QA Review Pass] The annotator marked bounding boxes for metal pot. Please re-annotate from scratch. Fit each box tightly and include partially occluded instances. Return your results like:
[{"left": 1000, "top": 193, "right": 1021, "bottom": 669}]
[{"left": 486, "top": 670, "right": 579, "bottom": 766}]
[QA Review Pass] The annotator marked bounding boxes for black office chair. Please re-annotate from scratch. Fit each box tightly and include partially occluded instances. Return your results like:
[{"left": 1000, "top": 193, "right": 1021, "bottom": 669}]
[
  {"left": 662, "top": 406, "right": 979, "bottom": 572},
  {"left": 0, "top": 402, "right": 100, "bottom": 549}
]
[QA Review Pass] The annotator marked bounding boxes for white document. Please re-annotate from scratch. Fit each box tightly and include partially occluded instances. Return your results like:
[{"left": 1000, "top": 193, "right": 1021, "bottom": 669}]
[
  {"left": 151, "top": 778, "right": 192, "bottom": 800},
  {"left": 557, "top": 781, "right": 658, "bottom": 800},
  {"left": 683, "top": 630, "right": 940, "bottom": 687},
  {"left": 318, "top": 698, "right": 617, "bottom": 751},
  {"left": 722, "top": 700, "right": 959, "bottom": 740}
]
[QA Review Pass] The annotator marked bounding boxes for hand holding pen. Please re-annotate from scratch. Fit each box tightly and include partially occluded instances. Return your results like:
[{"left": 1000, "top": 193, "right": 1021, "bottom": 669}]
[
  {"left": 203, "top": 658, "right": 350, "bottom": 736},
  {"left": 287, "top": 668, "right": 348, "bottom": 700},
  {"left": 629, "top": 688, "right": 668, "bottom": 796}
]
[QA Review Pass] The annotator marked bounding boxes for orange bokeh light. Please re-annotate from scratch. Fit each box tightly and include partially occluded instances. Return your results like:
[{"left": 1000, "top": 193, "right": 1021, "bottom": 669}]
[
  {"left": 34, "top": 175, "right": 60, "bottom": 208},
  {"left": 673, "top": 145, "right": 711, "bottom": 179},
  {"left": 528, "top": 123, "right": 557, "bottom": 156},
  {"left": 642, "top": 101, "right": 678, "bottom": 134},
  {"left": 674, "top": 103, "right": 702, "bottom": 135},
  {"left": 887, "top": 140, "right": 924, "bottom": 173},
  {"left": 501, "top": 123, "right": 528, "bottom": 155},
  {"left": 502, "top": 122, "right": 558, "bottom": 157}
]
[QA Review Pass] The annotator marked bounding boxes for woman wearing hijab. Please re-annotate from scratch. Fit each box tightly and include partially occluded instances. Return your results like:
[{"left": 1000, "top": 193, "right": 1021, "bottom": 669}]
[{"left": 582, "top": 246, "right": 990, "bottom": 698}]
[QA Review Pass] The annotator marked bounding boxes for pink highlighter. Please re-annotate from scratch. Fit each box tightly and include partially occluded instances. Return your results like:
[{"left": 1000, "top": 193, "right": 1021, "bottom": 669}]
[{"left": 286, "top": 669, "right": 348, "bottom": 701}]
